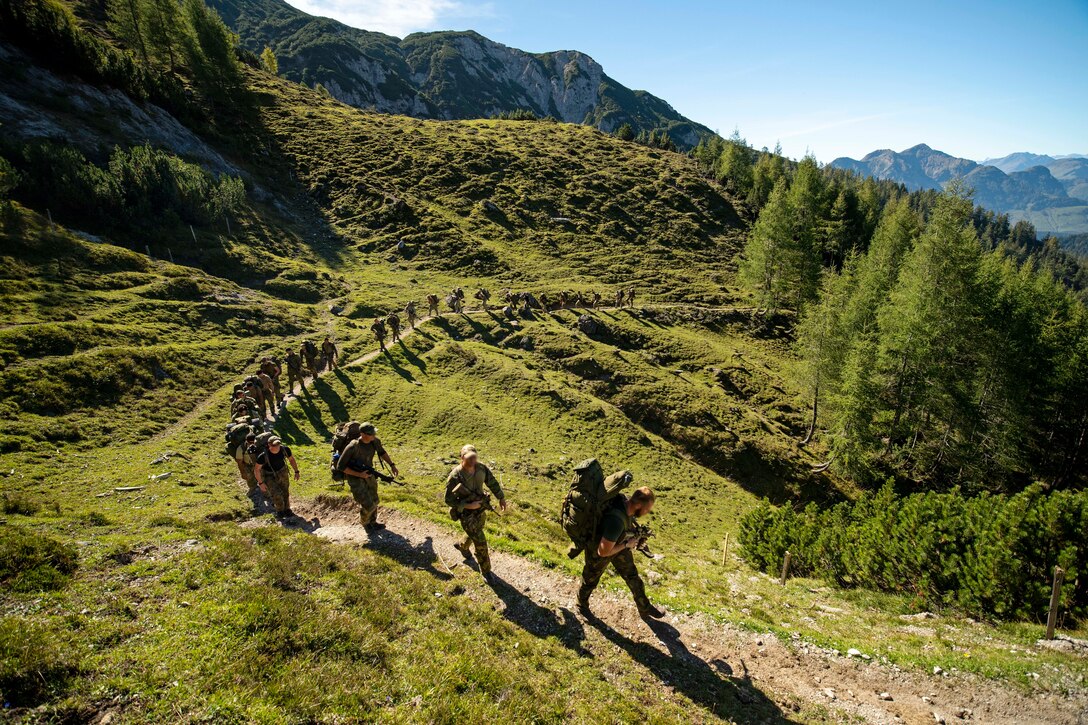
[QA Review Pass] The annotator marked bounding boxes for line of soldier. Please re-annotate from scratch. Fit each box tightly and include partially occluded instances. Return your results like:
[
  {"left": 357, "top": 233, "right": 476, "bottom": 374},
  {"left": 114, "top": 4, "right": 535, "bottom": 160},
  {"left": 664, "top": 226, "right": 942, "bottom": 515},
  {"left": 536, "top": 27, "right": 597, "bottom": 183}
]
[
  {"left": 329, "top": 422, "right": 663, "bottom": 619},
  {"left": 226, "top": 336, "right": 344, "bottom": 520},
  {"left": 368, "top": 287, "right": 639, "bottom": 349}
]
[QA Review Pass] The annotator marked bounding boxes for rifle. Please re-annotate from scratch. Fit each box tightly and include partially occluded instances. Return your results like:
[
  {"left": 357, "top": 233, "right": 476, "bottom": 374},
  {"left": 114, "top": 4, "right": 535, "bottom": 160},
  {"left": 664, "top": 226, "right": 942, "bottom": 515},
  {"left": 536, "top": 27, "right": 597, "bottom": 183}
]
[
  {"left": 358, "top": 465, "right": 404, "bottom": 485},
  {"left": 629, "top": 522, "right": 657, "bottom": 559}
]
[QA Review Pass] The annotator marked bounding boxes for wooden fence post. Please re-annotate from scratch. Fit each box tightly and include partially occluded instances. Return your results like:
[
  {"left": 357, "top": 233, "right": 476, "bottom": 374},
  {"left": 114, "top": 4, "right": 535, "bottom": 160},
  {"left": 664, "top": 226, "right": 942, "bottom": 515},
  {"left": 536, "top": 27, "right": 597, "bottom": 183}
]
[
  {"left": 721, "top": 534, "right": 729, "bottom": 566},
  {"left": 1046, "top": 566, "right": 1064, "bottom": 640},
  {"left": 167, "top": 248, "right": 174, "bottom": 264},
  {"left": 780, "top": 550, "right": 792, "bottom": 585}
]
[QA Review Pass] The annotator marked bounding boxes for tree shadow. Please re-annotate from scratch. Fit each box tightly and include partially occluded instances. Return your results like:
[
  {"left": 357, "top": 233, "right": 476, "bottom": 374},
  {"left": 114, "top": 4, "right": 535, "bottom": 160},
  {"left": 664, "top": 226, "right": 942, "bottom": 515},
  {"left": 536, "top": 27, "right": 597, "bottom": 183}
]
[{"left": 583, "top": 615, "right": 792, "bottom": 723}]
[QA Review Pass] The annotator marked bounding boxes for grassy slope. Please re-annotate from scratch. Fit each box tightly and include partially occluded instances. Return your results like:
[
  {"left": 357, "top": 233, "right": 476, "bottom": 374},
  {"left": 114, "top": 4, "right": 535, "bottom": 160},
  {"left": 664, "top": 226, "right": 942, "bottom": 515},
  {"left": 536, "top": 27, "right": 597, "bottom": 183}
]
[{"left": 2, "top": 66, "right": 1086, "bottom": 721}]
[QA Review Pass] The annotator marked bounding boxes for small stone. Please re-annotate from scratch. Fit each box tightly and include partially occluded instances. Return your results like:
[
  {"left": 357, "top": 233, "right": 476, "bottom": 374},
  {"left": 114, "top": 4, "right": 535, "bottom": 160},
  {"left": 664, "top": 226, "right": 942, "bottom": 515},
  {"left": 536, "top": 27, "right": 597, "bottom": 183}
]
[
  {"left": 847, "top": 648, "right": 863, "bottom": 657},
  {"left": 955, "top": 708, "right": 973, "bottom": 720},
  {"left": 880, "top": 692, "right": 893, "bottom": 701},
  {"left": 933, "top": 714, "right": 945, "bottom": 724},
  {"left": 823, "top": 688, "right": 836, "bottom": 700},
  {"left": 922, "top": 696, "right": 933, "bottom": 704},
  {"left": 933, "top": 665, "right": 943, "bottom": 675},
  {"left": 179, "top": 601, "right": 191, "bottom": 608}
]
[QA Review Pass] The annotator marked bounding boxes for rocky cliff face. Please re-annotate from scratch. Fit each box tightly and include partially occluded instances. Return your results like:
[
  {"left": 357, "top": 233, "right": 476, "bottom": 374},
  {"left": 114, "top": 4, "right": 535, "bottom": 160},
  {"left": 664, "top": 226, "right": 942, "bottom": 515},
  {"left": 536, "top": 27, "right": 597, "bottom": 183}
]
[{"left": 208, "top": 0, "right": 712, "bottom": 147}]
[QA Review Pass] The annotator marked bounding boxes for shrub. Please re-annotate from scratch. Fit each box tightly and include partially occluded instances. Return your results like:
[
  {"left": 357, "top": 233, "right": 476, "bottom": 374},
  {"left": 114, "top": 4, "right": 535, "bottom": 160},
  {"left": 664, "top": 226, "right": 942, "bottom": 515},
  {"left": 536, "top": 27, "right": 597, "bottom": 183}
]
[
  {"left": 0, "top": 525, "right": 78, "bottom": 592},
  {"left": 0, "top": 619, "right": 83, "bottom": 707},
  {"left": 739, "top": 484, "right": 1088, "bottom": 620}
]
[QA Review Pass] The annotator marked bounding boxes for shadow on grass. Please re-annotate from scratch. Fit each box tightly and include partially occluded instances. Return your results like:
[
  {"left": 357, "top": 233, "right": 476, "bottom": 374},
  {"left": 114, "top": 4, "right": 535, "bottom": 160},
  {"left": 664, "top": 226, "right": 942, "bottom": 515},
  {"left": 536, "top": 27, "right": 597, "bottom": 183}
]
[
  {"left": 312, "top": 377, "right": 350, "bottom": 422},
  {"left": 583, "top": 614, "right": 791, "bottom": 724},
  {"left": 378, "top": 349, "right": 417, "bottom": 384},
  {"left": 332, "top": 368, "right": 355, "bottom": 393},
  {"left": 397, "top": 340, "right": 427, "bottom": 374}
]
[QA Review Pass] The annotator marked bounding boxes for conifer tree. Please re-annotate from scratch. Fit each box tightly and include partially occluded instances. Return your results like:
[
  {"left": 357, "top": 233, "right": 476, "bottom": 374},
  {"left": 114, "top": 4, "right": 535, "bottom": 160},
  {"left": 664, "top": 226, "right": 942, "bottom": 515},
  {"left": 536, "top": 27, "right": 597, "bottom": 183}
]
[
  {"left": 260, "top": 45, "right": 278, "bottom": 74},
  {"left": 739, "top": 178, "right": 792, "bottom": 310}
]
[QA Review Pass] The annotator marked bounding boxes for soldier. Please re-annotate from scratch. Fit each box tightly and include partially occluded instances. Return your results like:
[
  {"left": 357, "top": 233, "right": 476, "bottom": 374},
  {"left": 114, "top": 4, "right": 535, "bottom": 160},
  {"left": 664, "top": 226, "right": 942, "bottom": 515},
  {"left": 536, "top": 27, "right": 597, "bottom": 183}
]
[
  {"left": 230, "top": 389, "right": 259, "bottom": 421},
  {"left": 259, "top": 357, "right": 282, "bottom": 404},
  {"left": 502, "top": 304, "right": 516, "bottom": 320},
  {"left": 255, "top": 436, "right": 300, "bottom": 520},
  {"left": 558, "top": 291, "right": 569, "bottom": 309},
  {"left": 284, "top": 348, "right": 304, "bottom": 396},
  {"left": 503, "top": 289, "right": 515, "bottom": 306},
  {"left": 405, "top": 300, "right": 418, "bottom": 329},
  {"left": 445, "top": 444, "right": 507, "bottom": 583},
  {"left": 321, "top": 336, "right": 339, "bottom": 370},
  {"left": 257, "top": 369, "right": 277, "bottom": 415},
  {"left": 615, "top": 288, "right": 625, "bottom": 308},
  {"left": 627, "top": 287, "right": 636, "bottom": 307},
  {"left": 387, "top": 311, "right": 401, "bottom": 343},
  {"left": 336, "top": 422, "right": 399, "bottom": 530},
  {"left": 539, "top": 292, "right": 551, "bottom": 311},
  {"left": 301, "top": 340, "right": 319, "bottom": 377},
  {"left": 234, "top": 432, "right": 259, "bottom": 493},
  {"left": 243, "top": 375, "right": 268, "bottom": 419},
  {"left": 371, "top": 318, "right": 387, "bottom": 352},
  {"left": 577, "top": 486, "right": 663, "bottom": 619},
  {"left": 427, "top": 293, "right": 441, "bottom": 317},
  {"left": 574, "top": 291, "right": 586, "bottom": 308},
  {"left": 591, "top": 291, "right": 602, "bottom": 309},
  {"left": 446, "top": 293, "right": 460, "bottom": 314},
  {"left": 474, "top": 288, "right": 491, "bottom": 310}
]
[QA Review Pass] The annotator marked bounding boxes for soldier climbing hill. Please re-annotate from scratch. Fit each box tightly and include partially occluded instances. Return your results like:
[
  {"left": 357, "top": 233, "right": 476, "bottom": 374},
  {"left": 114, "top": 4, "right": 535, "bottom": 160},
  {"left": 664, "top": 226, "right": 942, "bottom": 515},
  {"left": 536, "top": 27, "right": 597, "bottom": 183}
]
[
  {"left": 284, "top": 348, "right": 304, "bottom": 396},
  {"left": 445, "top": 444, "right": 508, "bottom": 583},
  {"left": 371, "top": 318, "right": 388, "bottom": 352},
  {"left": 578, "top": 485, "right": 663, "bottom": 619},
  {"left": 387, "top": 311, "right": 401, "bottom": 343},
  {"left": 405, "top": 300, "right": 418, "bottom": 329},
  {"left": 301, "top": 340, "right": 319, "bottom": 377},
  {"left": 627, "top": 287, "right": 636, "bottom": 307},
  {"left": 322, "top": 336, "right": 339, "bottom": 370},
  {"left": 255, "top": 436, "right": 300, "bottom": 520},
  {"left": 615, "top": 288, "right": 625, "bottom": 307},
  {"left": 336, "top": 422, "right": 399, "bottom": 531},
  {"left": 427, "top": 293, "right": 440, "bottom": 317}
]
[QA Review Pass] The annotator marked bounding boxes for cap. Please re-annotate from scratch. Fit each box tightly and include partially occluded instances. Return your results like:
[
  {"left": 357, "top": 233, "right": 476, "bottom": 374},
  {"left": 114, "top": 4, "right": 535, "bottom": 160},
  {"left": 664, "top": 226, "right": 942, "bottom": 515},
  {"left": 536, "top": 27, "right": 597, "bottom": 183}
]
[
  {"left": 269, "top": 437, "right": 282, "bottom": 446},
  {"left": 460, "top": 444, "right": 478, "bottom": 458},
  {"left": 359, "top": 422, "right": 376, "bottom": 435},
  {"left": 245, "top": 433, "right": 256, "bottom": 441}
]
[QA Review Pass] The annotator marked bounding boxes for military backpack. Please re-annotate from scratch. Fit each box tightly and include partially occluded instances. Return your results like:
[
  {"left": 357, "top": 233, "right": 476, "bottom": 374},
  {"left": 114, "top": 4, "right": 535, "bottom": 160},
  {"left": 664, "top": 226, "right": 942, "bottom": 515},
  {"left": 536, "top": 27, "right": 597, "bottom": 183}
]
[
  {"left": 329, "top": 421, "right": 361, "bottom": 481},
  {"left": 559, "top": 458, "right": 633, "bottom": 558}
]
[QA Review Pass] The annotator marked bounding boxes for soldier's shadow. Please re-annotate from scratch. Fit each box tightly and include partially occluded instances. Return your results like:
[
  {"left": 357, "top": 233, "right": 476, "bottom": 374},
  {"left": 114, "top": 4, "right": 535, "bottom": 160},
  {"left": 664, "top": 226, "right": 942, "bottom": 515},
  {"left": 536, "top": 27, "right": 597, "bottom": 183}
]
[
  {"left": 362, "top": 529, "right": 453, "bottom": 582},
  {"left": 582, "top": 615, "right": 790, "bottom": 724},
  {"left": 484, "top": 573, "right": 590, "bottom": 656}
]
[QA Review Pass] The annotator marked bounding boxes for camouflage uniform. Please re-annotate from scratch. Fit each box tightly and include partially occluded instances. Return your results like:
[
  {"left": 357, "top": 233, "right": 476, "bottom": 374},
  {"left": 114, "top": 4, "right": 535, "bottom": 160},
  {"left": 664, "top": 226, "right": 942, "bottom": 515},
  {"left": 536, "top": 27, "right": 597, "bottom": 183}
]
[
  {"left": 427, "top": 294, "right": 440, "bottom": 317},
  {"left": 405, "top": 301, "right": 418, "bottom": 328},
  {"left": 264, "top": 467, "right": 291, "bottom": 513},
  {"left": 371, "top": 319, "right": 387, "bottom": 351},
  {"left": 235, "top": 443, "right": 258, "bottom": 492},
  {"left": 301, "top": 341, "right": 319, "bottom": 377},
  {"left": 285, "top": 350, "right": 304, "bottom": 395},
  {"left": 627, "top": 288, "right": 636, "bottom": 307},
  {"left": 577, "top": 499, "right": 655, "bottom": 615},
  {"left": 260, "top": 358, "right": 282, "bottom": 403},
  {"left": 322, "top": 338, "right": 338, "bottom": 369},
  {"left": 244, "top": 378, "right": 268, "bottom": 419},
  {"left": 257, "top": 372, "right": 276, "bottom": 414},
  {"left": 337, "top": 437, "right": 387, "bottom": 525},
  {"left": 591, "top": 292, "right": 601, "bottom": 309},
  {"left": 445, "top": 463, "right": 505, "bottom": 574},
  {"left": 387, "top": 313, "right": 401, "bottom": 343}
]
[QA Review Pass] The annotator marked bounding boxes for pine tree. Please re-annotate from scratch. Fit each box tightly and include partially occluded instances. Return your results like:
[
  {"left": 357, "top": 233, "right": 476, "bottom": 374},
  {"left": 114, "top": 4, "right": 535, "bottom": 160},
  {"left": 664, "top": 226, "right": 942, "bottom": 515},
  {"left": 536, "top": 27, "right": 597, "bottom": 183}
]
[
  {"left": 260, "top": 45, "right": 278, "bottom": 75},
  {"left": 828, "top": 337, "right": 880, "bottom": 478},
  {"left": 107, "top": 0, "right": 150, "bottom": 65},
  {"left": 615, "top": 123, "right": 635, "bottom": 142},
  {"left": 784, "top": 155, "right": 824, "bottom": 308},
  {"left": 738, "top": 178, "right": 792, "bottom": 311},
  {"left": 716, "top": 135, "right": 753, "bottom": 196},
  {"left": 796, "top": 265, "right": 856, "bottom": 443},
  {"left": 875, "top": 182, "right": 988, "bottom": 480},
  {"left": 143, "top": 0, "right": 181, "bottom": 71}
]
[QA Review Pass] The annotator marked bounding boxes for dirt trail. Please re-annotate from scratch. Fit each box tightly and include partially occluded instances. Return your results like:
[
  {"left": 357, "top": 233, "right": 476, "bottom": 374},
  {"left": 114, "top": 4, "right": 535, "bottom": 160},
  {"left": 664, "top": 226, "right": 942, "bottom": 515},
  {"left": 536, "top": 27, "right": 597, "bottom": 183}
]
[{"left": 240, "top": 496, "right": 1087, "bottom": 725}]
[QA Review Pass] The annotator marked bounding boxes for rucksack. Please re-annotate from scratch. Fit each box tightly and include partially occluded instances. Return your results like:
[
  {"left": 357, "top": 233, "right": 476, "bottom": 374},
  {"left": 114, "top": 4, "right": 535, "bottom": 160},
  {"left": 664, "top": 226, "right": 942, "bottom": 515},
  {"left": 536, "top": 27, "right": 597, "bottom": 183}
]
[
  {"left": 250, "top": 431, "right": 275, "bottom": 458},
  {"left": 303, "top": 340, "right": 318, "bottom": 357},
  {"left": 329, "top": 422, "right": 361, "bottom": 481},
  {"left": 224, "top": 421, "right": 255, "bottom": 457},
  {"left": 559, "top": 458, "right": 633, "bottom": 558}
]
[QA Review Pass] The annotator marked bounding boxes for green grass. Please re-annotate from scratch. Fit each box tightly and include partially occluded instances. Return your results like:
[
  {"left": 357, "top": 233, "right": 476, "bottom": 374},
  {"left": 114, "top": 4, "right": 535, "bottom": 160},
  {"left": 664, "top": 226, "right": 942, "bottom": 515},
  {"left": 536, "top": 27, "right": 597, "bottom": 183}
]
[{"left": 1, "top": 55, "right": 1086, "bottom": 721}]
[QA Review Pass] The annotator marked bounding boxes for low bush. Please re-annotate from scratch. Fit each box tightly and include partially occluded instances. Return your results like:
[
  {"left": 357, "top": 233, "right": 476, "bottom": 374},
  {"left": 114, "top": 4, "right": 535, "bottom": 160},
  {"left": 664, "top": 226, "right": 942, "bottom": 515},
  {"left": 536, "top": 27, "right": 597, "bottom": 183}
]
[
  {"left": 739, "top": 484, "right": 1088, "bottom": 619},
  {"left": 0, "top": 525, "right": 78, "bottom": 592}
]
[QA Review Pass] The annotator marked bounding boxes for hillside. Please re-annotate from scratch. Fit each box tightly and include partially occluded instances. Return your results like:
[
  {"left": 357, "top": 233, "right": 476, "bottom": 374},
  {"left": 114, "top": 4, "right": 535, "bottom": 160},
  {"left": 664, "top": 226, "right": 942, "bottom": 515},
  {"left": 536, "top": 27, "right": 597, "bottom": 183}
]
[
  {"left": 1, "top": 2, "right": 1087, "bottom": 722},
  {"left": 832, "top": 144, "right": 1088, "bottom": 236},
  {"left": 206, "top": 0, "right": 713, "bottom": 147}
]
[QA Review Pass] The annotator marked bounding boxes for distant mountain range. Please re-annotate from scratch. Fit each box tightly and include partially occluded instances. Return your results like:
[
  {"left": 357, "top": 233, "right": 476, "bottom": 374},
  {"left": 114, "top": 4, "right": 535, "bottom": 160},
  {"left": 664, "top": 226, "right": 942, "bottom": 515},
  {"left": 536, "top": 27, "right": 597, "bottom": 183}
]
[
  {"left": 207, "top": 0, "right": 712, "bottom": 147},
  {"left": 831, "top": 145, "right": 1088, "bottom": 236}
]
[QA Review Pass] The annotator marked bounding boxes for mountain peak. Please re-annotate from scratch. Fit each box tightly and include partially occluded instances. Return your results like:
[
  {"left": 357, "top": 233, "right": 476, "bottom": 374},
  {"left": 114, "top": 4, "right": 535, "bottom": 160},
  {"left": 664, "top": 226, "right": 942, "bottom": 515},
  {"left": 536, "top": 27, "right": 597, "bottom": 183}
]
[{"left": 209, "top": 0, "right": 711, "bottom": 147}]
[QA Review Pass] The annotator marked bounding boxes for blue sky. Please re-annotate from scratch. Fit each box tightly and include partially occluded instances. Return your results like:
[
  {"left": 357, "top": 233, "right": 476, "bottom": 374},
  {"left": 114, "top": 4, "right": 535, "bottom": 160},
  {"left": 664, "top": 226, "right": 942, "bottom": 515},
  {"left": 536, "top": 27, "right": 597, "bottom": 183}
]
[{"left": 284, "top": 0, "right": 1088, "bottom": 162}]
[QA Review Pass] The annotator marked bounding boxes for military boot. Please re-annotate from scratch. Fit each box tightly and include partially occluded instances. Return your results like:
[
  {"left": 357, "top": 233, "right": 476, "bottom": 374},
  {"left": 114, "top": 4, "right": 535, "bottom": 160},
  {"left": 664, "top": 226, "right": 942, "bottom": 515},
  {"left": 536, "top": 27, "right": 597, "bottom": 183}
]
[
  {"left": 636, "top": 598, "right": 665, "bottom": 620},
  {"left": 454, "top": 539, "right": 472, "bottom": 559}
]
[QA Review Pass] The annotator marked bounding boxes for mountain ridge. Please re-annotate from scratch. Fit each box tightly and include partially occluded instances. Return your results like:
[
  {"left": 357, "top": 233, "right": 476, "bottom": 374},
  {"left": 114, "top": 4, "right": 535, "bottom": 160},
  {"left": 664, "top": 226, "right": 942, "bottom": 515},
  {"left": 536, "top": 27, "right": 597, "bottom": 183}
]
[
  {"left": 831, "top": 144, "right": 1088, "bottom": 236},
  {"left": 207, "top": 0, "right": 713, "bottom": 147}
]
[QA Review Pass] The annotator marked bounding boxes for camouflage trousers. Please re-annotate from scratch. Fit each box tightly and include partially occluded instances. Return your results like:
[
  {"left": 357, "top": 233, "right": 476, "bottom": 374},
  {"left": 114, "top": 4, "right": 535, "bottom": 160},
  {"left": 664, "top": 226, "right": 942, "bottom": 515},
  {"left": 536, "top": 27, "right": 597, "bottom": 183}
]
[
  {"left": 347, "top": 474, "right": 379, "bottom": 525},
  {"left": 270, "top": 377, "right": 282, "bottom": 403},
  {"left": 238, "top": 460, "right": 258, "bottom": 492},
  {"left": 287, "top": 368, "right": 303, "bottom": 395},
  {"left": 265, "top": 467, "right": 291, "bottom": 513},
  {"left": 458, "top": 509, "right": 491, "bottom": 574},
  {"left": 579, "top": 547, "right": 652, "bottom": 612},
  {"left": 304, "top": 356, "right": 318, "bottom": 378}
]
